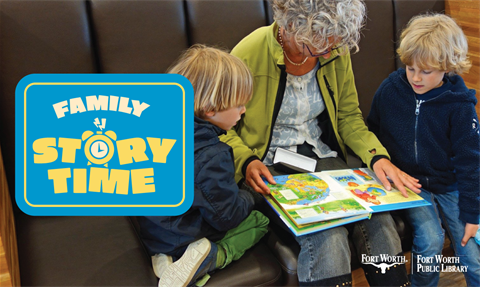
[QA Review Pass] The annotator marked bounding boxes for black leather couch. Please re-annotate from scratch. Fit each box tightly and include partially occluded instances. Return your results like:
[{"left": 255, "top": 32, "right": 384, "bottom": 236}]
[{"left": 0, "top": 0, "right": 444, "bottom": 286}]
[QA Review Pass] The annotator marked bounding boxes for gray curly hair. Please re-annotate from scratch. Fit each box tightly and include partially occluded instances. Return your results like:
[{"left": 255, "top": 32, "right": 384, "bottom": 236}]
[{"left": 272, "top": 0, "right": 366, "bottom": 54}]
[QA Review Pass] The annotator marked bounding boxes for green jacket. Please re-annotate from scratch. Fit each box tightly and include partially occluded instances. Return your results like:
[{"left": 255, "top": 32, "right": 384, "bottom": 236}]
[{"left": 222, "top": 22, "right": 389, "bottom": 183}]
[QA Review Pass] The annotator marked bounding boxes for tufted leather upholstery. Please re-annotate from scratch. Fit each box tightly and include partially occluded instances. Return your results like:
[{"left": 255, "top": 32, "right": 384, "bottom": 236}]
[{"left": 0, "top": 0, "right": 444, "bottom": 286}]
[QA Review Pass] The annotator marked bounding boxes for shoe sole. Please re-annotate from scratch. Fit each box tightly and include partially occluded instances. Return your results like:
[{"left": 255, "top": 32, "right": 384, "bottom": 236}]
[
  {"left": 152, "top": 254, "right": 172, "bottom": 278},
  {"left": 158, "top": 238, "right": 211, "bottom": 287}
]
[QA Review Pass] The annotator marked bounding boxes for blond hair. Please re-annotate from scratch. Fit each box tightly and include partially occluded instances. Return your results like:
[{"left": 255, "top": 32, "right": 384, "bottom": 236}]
[
  {"left": 397, "top": 13, "right": 471, "bottom": 75},
  {"left": 167, "top": 44, "right": 253, "bottom": 118},
  {"left": 272, "top": 0, "right": 366, "bottom": 54}
]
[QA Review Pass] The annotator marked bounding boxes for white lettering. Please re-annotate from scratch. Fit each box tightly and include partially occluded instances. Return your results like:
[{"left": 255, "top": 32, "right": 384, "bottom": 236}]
[
  {"left": 69, "top": 97, "right": 86, "bottom": 114},
  {"left": 53, "top": 101, "right": 69, "bottom": 118},
  {"left": 52, "top": 95, "right": 149, "bottom": 118},
  {"left": 86, "top": 95, "right": 108, "bottom": 111},
  {"left": 132, "top": 100, "right": 150, "bottom": 117},
  {"left": 118, "top": 97, "right": 132, "bottom": 114}
]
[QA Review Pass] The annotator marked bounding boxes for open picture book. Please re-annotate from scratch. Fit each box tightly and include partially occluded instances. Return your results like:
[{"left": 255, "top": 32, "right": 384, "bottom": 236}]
[
  {"left": 264, "top": 195, "right": 371, "bottom": 236},
  {"left": 264, "top": 168, "right": 430, "bottom": 236}
]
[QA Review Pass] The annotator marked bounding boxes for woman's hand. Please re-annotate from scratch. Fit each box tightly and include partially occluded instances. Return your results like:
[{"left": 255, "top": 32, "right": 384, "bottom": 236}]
[
  {"left": 372, "top": 158, "right": 422, "bottom": 197},
  {"left": 461, "top": 223, "right": 479, "bottom": 247},
  {"left": 245, "top": 160, "right": 276, "bottom": 195}
]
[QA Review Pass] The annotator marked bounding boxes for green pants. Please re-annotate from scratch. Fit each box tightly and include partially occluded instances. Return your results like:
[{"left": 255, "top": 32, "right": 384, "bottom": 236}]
[{"left": 215, "top": 210, "right": 269, "bottom": 268}]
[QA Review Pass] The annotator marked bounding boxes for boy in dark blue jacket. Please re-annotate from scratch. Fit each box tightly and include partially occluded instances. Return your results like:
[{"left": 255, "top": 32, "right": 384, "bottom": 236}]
[
  {"left": 367, "top": 13, "right": 479, "bottom": 286},
  {"left": 137, "top": 44, "right": 269, "bottom": 287}
]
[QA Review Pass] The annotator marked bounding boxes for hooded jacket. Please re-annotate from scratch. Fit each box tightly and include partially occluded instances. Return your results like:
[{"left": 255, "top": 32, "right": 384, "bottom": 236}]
[
  {"left": 137, "top": 117, "right": 254, "bottom": 258},
  {"left": 367, "top": 68, "right": 480, "bottom": 224},
  {"left": 222, "top": 22, "right": 389, "bottom": 183}
]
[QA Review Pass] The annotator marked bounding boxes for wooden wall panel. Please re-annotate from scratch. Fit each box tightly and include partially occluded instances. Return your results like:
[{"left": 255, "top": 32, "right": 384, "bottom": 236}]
[
  {"left": 0, "top": 146, "right": 19, "bottom": 286},
  {"left": 446, "top": 0, "right": 480, "bottom": 117}
]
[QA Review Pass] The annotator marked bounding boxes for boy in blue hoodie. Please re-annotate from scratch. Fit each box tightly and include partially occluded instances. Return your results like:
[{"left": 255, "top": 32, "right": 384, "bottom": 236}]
[
  {"left": 137, "top": 44, "right": 269, "bottom": 287},
  {"left": 367, "top": 13, "right": 480, "bottom": 286}
]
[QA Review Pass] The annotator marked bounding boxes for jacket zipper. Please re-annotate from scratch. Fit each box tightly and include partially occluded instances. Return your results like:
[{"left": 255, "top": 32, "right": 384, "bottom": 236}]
[
  {"left": 323, "top": 75, "right": 336, "bottom": 112},
  {"left": 414, "top": 99, "right": 425, "bottom": 164},
  {"left": 263, "top": 65, "right": 288, "bottom": 161},
  {"left": 313, "top": 73, "right": 344, "bottom": 161}
]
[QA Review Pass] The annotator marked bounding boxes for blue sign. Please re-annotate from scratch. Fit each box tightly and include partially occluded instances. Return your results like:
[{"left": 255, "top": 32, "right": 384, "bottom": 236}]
[{"left": 15, "top": 74, "right": 193, "bottom": 215}]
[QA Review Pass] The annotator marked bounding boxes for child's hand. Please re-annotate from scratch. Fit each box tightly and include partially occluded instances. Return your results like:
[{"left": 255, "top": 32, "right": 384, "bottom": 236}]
[
  {"left": 372, "top": 158, "right": 422, "bottom": 197},
  {"left": 461, "top": 223, "right": 479, "bottom": 247},
  {"left": 245, "top": 160, "right": 276, "bottom": 195}
]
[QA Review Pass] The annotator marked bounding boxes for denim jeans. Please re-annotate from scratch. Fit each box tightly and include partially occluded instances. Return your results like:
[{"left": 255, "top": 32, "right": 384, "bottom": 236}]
[
  {"left": 405, "top": 189, "right": 480, "bottom": 287},
  {"left": 295, "top": 212, "right": 408, "bottom": 286}
]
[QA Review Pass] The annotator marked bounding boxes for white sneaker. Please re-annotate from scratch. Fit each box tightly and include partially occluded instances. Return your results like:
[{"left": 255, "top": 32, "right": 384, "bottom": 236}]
[
  {"left": 152, "top": 253, "right": 173, "bottom": 278},
  {"left": 158, "top": 238, "right": 211, "bottom": 287}
]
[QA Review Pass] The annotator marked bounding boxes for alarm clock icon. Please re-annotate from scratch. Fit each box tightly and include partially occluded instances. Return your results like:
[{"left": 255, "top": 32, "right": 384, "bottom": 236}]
[{"left": 82, "top": 130, "right": 117, "bottom": 167}]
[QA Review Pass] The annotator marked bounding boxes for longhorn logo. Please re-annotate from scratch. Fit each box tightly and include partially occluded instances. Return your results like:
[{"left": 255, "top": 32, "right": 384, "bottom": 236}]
[{"left": 362, "top": 262, "right": 400, "bottom": 274}]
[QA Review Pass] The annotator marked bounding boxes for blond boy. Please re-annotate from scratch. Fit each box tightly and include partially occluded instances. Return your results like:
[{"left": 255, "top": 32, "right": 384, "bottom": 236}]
[
  {"left": 137, "top": 45, "right": 269, "bottom": 287},
  {"left": 367, "top": 13, "right": 480, "bottom": 286}
]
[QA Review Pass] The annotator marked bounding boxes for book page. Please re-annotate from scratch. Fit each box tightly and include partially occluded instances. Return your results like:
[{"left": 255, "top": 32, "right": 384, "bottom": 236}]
[
  {"left": 320, "top": 168, "right": 428, "bottom": 209},
  {"left": 267, "top": 173, "right": 371, "bottom": 226}
]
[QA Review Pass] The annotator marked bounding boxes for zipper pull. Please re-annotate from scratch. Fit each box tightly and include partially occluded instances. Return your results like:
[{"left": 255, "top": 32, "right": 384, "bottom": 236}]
[
  {"left": 323, "top": 75, "right": 334, "bottom": 97},
  {"left": 415, "top": 100, "right": 424, "bottom": 115}
]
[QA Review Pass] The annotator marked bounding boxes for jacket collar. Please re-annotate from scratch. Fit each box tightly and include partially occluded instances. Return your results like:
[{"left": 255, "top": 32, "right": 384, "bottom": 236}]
[
  {"left": 194, "top": 117, "right": 226, "bottom": 152},
  {"left": 394, "top": 68, "right": 477, "bottom": 104}
]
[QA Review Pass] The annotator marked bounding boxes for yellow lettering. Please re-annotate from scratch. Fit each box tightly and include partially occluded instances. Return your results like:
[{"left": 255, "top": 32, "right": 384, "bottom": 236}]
[
  {"left": 147, "top": 138, "right": 176, "bottom": 163},
  {"left": 131, "top": 168, "right": 155, "bottom": 194},
  {"left": 88, "top": 167, "right": 130, "bottom": 194},
  {"left": 33, "top": 138, "right": 58, "bottom": 163},
  {"left": 48, "top": 168, "right": 71, "bottom": 193},
  {"left": 116, "top": 138, "right": 149, "bottom": 165},
  {"left": 73, "top": 168, "right": 87, "bottom": 193},
  {"left": 58, "top": 138, "right": 82, "bottom": 163}
]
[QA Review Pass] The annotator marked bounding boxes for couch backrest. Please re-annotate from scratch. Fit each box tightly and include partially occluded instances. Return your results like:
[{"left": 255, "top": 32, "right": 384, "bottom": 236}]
[{"left": 0, "top": 0, "right": 444, "bottom": 208}]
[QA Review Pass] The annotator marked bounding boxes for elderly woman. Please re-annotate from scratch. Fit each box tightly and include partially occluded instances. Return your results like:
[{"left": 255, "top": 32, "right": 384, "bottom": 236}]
[{"left": 222, "top": 0, "right": 420, "bottom": 286}]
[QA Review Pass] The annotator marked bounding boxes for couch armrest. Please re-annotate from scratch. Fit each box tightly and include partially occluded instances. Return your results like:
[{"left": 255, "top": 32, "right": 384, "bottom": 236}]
[{"left": 262, "top": 228, "right": 299, "bottom": 286}]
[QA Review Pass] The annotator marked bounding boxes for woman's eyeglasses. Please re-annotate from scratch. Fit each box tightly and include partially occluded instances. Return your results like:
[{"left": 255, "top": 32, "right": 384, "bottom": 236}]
[{"left": 303, "top": 44, "right": 342, "bottom": 57}]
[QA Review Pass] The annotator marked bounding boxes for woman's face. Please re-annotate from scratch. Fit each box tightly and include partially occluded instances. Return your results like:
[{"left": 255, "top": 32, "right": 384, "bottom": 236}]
[
  {"left": 286, "top": 32, "right": 339, "bottom": 60},
  {"left": 302, "top": 36, "right": 339, "bottom": 59}
]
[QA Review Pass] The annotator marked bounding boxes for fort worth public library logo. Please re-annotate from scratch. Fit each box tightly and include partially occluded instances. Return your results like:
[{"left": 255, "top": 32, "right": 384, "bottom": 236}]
[
  {"left": 362, "top": 253, "right": 467, "bottom": 273},
  {"left": 15, "top": 74, "right": 193, "bottom": 216},
  {"left": 361, "top": 254, "right": 407, "bottom": 273}
]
